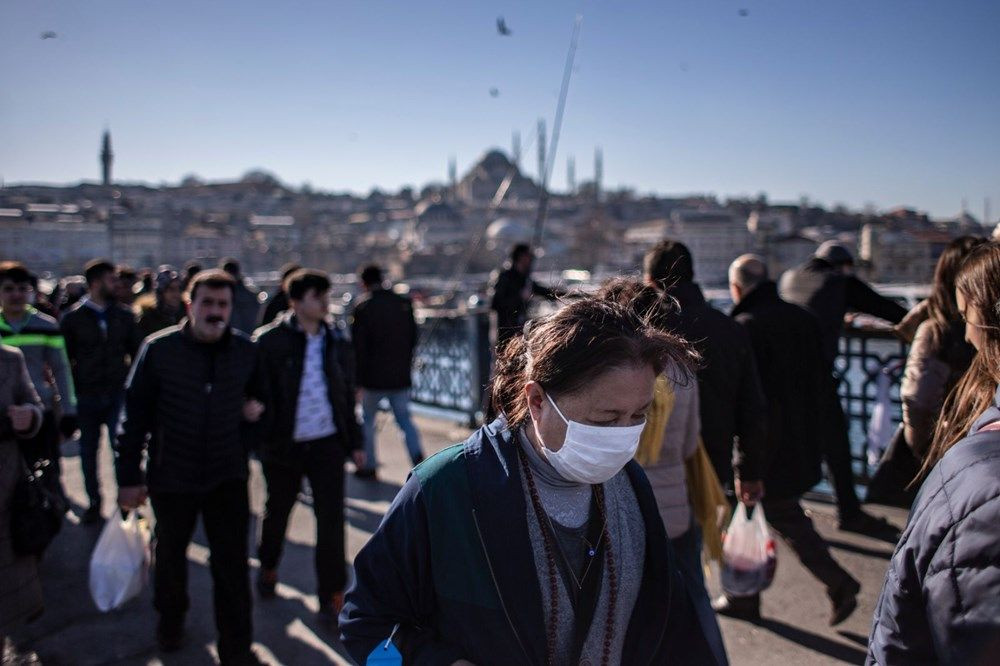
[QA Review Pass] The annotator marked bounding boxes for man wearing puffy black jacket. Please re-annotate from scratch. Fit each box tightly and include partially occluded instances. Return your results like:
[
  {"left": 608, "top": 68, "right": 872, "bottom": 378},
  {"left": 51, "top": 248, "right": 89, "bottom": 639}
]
[
  {"left": 867, "top": 412, "right": 1000, "bottom": 664},
  {"left": 115, "top": 270, "right": 267, "bottom": 666},
  {"left": 253, "top": 269, "right": 365, "bottom": 632}
]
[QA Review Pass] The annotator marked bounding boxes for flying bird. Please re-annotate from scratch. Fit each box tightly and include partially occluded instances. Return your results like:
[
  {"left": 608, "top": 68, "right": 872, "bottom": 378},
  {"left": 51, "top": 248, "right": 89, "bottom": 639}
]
[
  {"left": 497, "top": 17, "right": 512, "bottom": 36},
  {"left": 40, "top": 31, "right": 58, "bottom": 39},
  {"left": 489, "top": 87, "right": 500, "bottom": 98},
  {"left": 738, "top": 9, "right": 749, "bottom": 17}
]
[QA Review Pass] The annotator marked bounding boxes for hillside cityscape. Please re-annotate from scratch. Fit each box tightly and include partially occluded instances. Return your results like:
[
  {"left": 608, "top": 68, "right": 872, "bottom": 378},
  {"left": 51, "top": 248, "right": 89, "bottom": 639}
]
[{"left": 2, "top": 130, "right": 993, "bottom": 300}]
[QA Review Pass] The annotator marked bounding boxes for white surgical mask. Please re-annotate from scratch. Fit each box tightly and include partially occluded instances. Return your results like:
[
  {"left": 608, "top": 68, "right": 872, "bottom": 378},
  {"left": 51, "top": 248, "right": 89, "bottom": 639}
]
[{"left": 537, "top": 392, "right": 645, "bottom": 485}]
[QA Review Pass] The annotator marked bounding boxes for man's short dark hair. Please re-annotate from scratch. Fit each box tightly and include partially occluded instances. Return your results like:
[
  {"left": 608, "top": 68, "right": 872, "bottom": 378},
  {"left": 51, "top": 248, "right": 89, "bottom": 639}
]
[
  {"left": 359, "top": 264, "right": 383, "bottom": 288},
  {"left": 186, "top": 269, "right": 237, "bottom": 302},
  {"left": 220, "top": 258, "right": 241, "bottom": 276},
  {"left": 84, "top": 259, "right": 116, "bottom": 285},
  {"left": 116, "top": 265, "right": 137, "bottom": 282},
  {"left": 0, "top": 261, "right": 34, "bottom": 286},
  {"left": 644, "top": 240, "right": 694, "bottom": 286},
  {"left": 511, "top": 244, "right": 532, "bottom": 263},
  {"left": 284, "top": 269, "right": 331, "bottom": 301}
]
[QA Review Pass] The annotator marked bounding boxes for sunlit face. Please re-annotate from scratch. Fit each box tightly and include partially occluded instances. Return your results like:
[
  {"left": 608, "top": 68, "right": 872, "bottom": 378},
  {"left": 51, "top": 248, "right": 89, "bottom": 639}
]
[
  {"left": 957, "top": 289, "right": 987, "bottom": 351},
  {"left": 0, "top": 280, "right": 33, "bottom": 315},
  {"left": 292, "top": 288, "right": 329, "bottom": 322},
  {"left": 187, "top": 285, "right": 232, "bottom": 342},
  {"left": 525, "top": 364, "right": 656, "bottom": 453}
]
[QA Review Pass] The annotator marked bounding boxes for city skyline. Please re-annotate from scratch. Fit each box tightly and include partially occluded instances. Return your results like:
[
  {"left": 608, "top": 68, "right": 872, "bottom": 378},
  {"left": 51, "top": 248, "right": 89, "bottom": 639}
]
[{"left": 3, "top": 1, "right": 998, "bottom": 219}]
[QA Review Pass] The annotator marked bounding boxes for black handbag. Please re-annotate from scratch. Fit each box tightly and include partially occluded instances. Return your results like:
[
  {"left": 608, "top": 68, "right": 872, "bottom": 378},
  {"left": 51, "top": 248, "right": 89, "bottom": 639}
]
[
  {"left": 11, "top": 454, "right": 67, "bottom": 557},
  {"left": 865, "top": 425, "right": 920, "bottom": 509}
]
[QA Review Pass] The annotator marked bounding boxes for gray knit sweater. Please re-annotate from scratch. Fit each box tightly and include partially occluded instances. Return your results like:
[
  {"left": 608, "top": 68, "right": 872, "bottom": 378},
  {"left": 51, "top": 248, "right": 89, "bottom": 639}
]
[{"left": 517, "top": 431, "right": 645, "bottom": 666}]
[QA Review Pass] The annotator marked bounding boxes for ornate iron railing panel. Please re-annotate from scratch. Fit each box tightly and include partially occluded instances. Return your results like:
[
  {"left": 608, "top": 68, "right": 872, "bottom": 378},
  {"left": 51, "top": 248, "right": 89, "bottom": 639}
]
[
  {"left": 411, "top": 310, "right": 491, "bottom": 425},
  {"left": 411, "top": 313, "right": 910, "bottom": 484},
  {"left": 835, "top": 328, "right": 909, "bottom": 480}
]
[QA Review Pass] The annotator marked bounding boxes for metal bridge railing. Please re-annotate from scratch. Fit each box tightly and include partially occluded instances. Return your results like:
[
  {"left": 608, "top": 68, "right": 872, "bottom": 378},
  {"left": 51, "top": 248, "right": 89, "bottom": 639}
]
[{"left": 411, "top": 312, "right": 909, "bottom": 480}]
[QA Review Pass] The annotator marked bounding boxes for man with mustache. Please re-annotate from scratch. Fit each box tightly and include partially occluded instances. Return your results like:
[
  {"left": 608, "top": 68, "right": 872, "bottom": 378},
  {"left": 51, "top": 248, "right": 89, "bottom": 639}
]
[{"left": 115, "top": 269, "right": 268, "bottom": 665}]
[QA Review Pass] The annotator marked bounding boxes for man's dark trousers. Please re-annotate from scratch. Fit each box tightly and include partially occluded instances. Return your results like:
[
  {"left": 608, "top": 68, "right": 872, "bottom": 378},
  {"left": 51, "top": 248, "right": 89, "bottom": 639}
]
[
  {"left": 150, "top": 478, "right": 252, "bottom": 663},
  {"left": 762, "top": 496, "right": 855, "bottom": 595},
  {"left": 822, "top": 376, "right": 862, "bottom": 518},
  {"left": 258, "top": 435, "right": 347, "bottom": 601},
  {"left": 77, "top": 392, "right": 122, "bottom": 508}
]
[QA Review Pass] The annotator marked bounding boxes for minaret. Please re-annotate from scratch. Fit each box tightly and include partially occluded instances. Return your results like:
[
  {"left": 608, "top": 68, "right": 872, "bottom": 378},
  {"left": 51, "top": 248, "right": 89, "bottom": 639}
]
[
  {"left": 512, "top": 131, "right": 521, "bottom": 167},
  {"left": 594, "top": 146, "right": 603, "bottom": 203},
  {"left": 537, "top": 119, "right": 547, "bottom": 187},
  {"left": 567, "top": 156, "right": 576, "bottom": 194},
  {"left": 101, "top": 129, "right": 113, "bottom": 186}
]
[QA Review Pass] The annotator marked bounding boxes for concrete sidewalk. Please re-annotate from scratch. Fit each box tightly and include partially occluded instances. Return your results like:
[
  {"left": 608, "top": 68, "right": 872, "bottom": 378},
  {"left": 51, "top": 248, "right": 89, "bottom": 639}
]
[{"left": 6, "top": 415, "right": 903, "bottom": 665}]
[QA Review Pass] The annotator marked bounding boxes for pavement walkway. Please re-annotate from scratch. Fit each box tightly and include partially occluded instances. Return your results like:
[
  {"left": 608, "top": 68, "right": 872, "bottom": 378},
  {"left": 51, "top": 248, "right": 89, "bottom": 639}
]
[{"left": 5, "top": 413, "right": 906, "bottom": 665}]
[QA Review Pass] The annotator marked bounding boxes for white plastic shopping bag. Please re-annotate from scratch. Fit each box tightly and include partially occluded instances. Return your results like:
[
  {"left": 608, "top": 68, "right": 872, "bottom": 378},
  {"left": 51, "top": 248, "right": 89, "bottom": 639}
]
[
  {"left": 720, "top": 503, "right": 776, "bottom": 597},
  {"left": 867, "top": 366, "right": 897, "bottom": 467},
  {"left": 89, "top": 511, "right": 151, "bottom": 612}
]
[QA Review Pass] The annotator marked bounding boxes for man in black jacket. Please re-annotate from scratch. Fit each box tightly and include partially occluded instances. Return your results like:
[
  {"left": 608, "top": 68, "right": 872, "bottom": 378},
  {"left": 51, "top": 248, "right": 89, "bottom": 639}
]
[
  {"left": 644, "top": 240, "right": 767, "bottom": 501},
  {"left": 116, "top": 270, "right": 266, "bottom": 666},
  {"left": 257, "top": 262, "right": 300, "bottom": 328},
  {"left": 254, "top": 269, "right": 365, "bottom": 631},
  {"left": 350, "top": 265, "right": 421, "bottom": 480},
  {"left": 780, "top": 242, "right": 907, "bottom": 536},
  {"left": 488, "top": 244, "right": 560, "bottom": 349},
  {"left": 720, "top": 255, "right": 861, "bottom": 624},
  {"left": 60, "top": 258, "right": 142, "bottom": 523}
]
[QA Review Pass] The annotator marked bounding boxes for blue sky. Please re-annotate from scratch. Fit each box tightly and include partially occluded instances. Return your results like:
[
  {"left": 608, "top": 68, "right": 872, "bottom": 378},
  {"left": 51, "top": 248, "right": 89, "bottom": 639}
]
[{"left": 2, "top": 0, "right": 998, "bottom": 219}]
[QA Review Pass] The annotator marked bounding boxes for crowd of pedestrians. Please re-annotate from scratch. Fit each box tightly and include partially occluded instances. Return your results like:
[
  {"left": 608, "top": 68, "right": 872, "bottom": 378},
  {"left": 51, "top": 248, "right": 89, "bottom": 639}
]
[{"left": 0, "top": 235, "right": 999, "bottom": 665}]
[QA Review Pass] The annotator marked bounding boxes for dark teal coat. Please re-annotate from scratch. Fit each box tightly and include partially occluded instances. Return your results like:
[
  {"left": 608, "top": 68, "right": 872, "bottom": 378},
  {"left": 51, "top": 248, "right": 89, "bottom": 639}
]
[{"left": 340, "top": 419, "right": 720, "bottom": 665}]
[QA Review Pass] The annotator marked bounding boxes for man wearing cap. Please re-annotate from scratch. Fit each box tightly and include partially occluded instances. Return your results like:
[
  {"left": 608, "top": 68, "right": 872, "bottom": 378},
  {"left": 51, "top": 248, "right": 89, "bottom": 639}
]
[
  {"left": 780, "top": 242, "right": 907, "bottom": 536},
  {"left": 137, "top": 267, "right": 184, "bottom": 338}
]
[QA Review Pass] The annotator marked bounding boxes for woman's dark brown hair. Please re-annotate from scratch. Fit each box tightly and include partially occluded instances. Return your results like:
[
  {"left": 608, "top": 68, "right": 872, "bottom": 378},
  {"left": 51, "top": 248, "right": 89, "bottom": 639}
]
[
  {"left": 490, "top": 292, "right": 697, "bottom": 429},
  {"left": 924, "top": 235, "right": 987, "bottom": 349},
  {"left": 920, "top": 241, "right": 1000, "bottom": 479}
]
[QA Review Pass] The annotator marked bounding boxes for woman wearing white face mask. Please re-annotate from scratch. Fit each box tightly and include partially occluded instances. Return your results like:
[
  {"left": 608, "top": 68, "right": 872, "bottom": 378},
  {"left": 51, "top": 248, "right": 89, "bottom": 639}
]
[{"left": 340, "top": 297, "right": 723, "bottom": 666}]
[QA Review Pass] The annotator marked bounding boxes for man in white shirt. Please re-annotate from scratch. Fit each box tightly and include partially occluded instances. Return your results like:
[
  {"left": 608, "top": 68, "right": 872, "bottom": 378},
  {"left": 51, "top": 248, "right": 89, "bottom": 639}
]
[{"left": 252, "top": 269, "right": 365, "bottom": 631}]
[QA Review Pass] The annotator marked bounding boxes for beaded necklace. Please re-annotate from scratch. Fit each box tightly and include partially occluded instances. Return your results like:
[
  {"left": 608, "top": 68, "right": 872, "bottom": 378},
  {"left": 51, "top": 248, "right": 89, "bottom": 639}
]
[{"left": 518, "top": 444, "right": 618, "bottom": 666}]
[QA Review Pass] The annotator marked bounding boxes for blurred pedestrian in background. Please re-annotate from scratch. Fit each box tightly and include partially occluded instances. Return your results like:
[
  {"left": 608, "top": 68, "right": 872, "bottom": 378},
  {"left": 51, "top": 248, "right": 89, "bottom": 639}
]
[
  {"left": 350, "top": 264, "right": 422, "bottom": 480},
  {"left": 724, "top": 255, "right": 860, "bottom": 625},
  {"left": 780, "top": 242, "right": 907, "bottom": 536},
  {"left": 60, "top": 259, "right": 142, "bottom": 524}
]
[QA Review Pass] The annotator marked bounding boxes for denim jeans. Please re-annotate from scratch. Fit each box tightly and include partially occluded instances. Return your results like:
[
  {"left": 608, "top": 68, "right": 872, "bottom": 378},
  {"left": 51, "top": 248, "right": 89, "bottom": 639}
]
[
  {"left": 361, "top": 389, "right": 423, "bottom": 469},
  {"left": 77, "top": 392, "right": 122, "bottom": 508},
  {"left": 671, "top": 523, "right": 729, "bottom": 666}
]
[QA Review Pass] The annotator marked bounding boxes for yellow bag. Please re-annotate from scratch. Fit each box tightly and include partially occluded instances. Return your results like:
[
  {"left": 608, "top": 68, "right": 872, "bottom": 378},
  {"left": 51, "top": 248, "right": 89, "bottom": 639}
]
[
  {"left": 636, "top": 375, "right": 729, "bottom": 564},
  {"left": 635, "top": 376, "right": 675, "bottom": 466},
  {"left": 685, "top": 439, "right": 731, "bottom": 565}
]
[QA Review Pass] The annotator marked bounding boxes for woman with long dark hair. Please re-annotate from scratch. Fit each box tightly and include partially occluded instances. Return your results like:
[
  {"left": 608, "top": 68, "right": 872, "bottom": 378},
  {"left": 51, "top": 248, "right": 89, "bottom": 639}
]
[
  {"left": 868, "top": 236, "right": 986, "bottom": 507},
  {"left": 899, "top": 235, "right": 986, "bottom": 457},
  {"left": 340, "top": 297, "right": 722, "bottom": 665},
  {"left": 868, "top": 242, "right": 1000, "bottom": 664}
]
